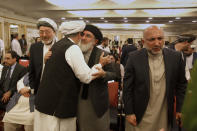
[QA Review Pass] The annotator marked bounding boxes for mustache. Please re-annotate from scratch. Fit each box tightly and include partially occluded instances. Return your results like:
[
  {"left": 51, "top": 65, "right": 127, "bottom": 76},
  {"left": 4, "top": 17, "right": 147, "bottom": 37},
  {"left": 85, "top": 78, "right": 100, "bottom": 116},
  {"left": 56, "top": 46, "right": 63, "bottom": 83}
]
[{"left": 152, "top": 45, "right": 162, "bottom": 49}]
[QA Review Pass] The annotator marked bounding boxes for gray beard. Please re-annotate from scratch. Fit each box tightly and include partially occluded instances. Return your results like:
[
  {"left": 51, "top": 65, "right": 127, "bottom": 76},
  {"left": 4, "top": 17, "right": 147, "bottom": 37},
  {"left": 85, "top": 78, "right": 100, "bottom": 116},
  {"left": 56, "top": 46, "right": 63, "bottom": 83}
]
[{"left": 78, "top": 41, "right": 93, "bottom": 54}]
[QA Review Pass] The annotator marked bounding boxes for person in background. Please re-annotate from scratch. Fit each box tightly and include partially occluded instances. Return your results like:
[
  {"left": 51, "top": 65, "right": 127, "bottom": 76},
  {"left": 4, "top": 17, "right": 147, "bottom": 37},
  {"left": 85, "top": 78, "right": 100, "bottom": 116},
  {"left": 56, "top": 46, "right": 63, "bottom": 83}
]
[
  {"left": 19, "top": 34, "right": 27, "bottom": 55},
  {"left": 0, "top": 39, "right": 5, "bottom": 63},
  {"left": 124, "top": 26, "right": 187, "bottom": 131},
  {"left": 120, "top": 38, "right": 137, "bottom": 67},
  {"left": 11, "top": 34, "right": 22, "bottom": 57},
  {"left": 0, "top": 51, "right": 27, "bottom": 110},
  {"left": 3, "top": 72, "right": 34, "bottom": 131},
  {"left": 35, "top": 37, "right": 41, "bottom": 43},
  {"left": 97, "top": 37, "right": 111, "bottom": 53},
  {"left": 169, "top": 34, "right": 196, "bottom": 81}
]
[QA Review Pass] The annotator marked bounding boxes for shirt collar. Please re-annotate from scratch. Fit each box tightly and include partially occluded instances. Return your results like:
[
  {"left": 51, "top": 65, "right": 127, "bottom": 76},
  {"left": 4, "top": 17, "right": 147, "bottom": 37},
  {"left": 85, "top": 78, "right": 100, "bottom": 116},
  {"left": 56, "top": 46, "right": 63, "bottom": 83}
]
[{"left": 11, "top": 62, "right": 17, "bottom": 70}]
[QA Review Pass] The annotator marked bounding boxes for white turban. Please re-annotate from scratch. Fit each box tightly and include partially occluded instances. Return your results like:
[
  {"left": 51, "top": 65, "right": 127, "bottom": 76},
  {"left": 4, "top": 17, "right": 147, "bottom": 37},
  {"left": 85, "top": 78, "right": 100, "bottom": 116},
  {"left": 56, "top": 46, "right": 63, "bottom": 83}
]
[
  {"left": 37, "top": 18, "right": 57, "bottom": 31},
  {"left": 59, "top": 21, "right": 86, "bottom": 35}
]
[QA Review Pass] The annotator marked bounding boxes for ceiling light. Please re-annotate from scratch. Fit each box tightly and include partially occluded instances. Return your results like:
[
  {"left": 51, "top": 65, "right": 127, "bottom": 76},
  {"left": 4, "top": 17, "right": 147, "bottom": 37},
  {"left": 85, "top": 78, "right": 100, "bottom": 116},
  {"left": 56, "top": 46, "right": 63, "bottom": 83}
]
[
  {"left": 124, "top": 17, "right": 128, "bottom": 20},
  {"left": 47, "top": 0, "right": 98, "bottom": 9},
  {"left": 148, "top": 17, "right": 152, "bottom": 20},
  {"left": 192, "top": 20, "right": 197, "bottom": 23},
  {"left": 79, "top": 17, "right": 83, "bottom": 20},
  {"left": 169, "top": 20, "right": 173, "bottom": 23},
  {"left": 61, "top": 17, "right": 66, "bottom": 20},
  {"left": 100, "top": 17, "right": 104, "bottom": 20},
  {"left": 124, "top": 20, "right": 128, "bottom": 23},
  {"left": 104, "top": 20, "right": 108, "bottom": 23},
  {"left": 146, "top": 20, "right": 150, "bottom": 23},
  {"left": 10, "top": 25, "right": 18, "bottom": 28},
  {"left": 114, "top": 10, "right": 136, "bottom": 16},
  {"left": 111, "top": 0, "right": 135, "bottom": 5},
  {"left": 68, "top": 10, "right": 107, "bottom": 17},
  {"left": 175, "top": 17, "right": 181, "bottom": 19},
  {"left": 86, "top": 20, "right": 89, "bottom": 23}
]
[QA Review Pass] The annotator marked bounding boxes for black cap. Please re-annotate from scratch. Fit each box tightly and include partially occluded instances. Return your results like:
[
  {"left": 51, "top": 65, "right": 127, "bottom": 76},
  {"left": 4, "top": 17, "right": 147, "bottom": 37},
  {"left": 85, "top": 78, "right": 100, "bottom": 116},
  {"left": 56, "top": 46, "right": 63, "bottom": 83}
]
[{"left": 84, "top": 25, "right": 103, "bottom": 45}]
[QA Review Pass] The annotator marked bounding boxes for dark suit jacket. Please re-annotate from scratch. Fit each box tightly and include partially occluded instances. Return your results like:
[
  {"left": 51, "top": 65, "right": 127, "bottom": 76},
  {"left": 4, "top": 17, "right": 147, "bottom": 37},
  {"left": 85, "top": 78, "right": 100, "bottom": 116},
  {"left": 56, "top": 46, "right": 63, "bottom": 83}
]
[
  {"left": 120, "top": 44, "right": 137, "bottom": 67},
  {"left": 19, "top": 38, "right": 27, "bottom": 53},
  {"left": 29, "top": 42, "right": 44, "bottom": 94},
  {"left": 123, "top": 48, "right": 187, "bottom": 126},
  {"left": 84, "top": 47, "right": 117, "bottom": 117},
  {"left": 0, "top": 63, "right": 27, "bottom": 96}
]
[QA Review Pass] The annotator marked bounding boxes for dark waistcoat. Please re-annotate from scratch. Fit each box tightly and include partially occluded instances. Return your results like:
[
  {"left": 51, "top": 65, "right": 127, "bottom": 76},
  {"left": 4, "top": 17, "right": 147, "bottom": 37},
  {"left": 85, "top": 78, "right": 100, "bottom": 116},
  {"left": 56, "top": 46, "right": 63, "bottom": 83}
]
[{"left": 35, "top": 38, "right": 80, "bottom": 118}]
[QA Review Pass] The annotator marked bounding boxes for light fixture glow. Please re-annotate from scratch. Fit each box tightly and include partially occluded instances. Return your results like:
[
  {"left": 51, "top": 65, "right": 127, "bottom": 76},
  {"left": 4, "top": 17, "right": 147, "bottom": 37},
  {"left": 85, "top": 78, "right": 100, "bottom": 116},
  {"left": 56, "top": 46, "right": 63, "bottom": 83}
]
[
  {"left": 110, "top": 0, "right": 136, "bottom": 5},
  {"left": 114, "top": 10, "right": 136, "bottom": 16},
  {"left": 148, "top": 17, "right": 152, "bottom": 20},
  {"left": 104, "top": 20, "right": 108, "bottom": 23},
  {"left": 124, "top": 20, "right": 128, "bottom": 23},
  {"left": 68, "top": 10, "right": 107, "bottom": 17},
  {"left": 192, "top": 20, "right": 197, "bottom": 23},
  {"left": 100, "top": 17, "right": 105, "bottom": 19},
  {"left": 175, "top": 17, "right": 181, "bottom": 19},
  {"left": 169, "top": 20, "right": 173, "bottom": 23},
  {"left": 144, "top": 9, "right": 190, "bottom": 16},
  {"left": 61, "top": 17, "right": 66, "bottom": 20},
  {"left": 92, "top": 23, "right": 165, "bottom": 30},
  {"left": 146, "top": 20, "right": 150, "bottom": 23},
  {"left": 79, "top": 17, "right": 83, "bottom": 20},
  {"left": 124, "top": 17, "right": 128, "bottom": 20}
]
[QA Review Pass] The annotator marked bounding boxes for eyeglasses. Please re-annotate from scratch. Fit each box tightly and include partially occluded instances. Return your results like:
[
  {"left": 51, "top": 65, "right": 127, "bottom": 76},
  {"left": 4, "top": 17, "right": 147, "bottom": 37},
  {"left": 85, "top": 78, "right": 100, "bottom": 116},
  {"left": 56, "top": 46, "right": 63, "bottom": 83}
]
[{"left": 39, "top": 30, "right": 52, "bottom": 35}]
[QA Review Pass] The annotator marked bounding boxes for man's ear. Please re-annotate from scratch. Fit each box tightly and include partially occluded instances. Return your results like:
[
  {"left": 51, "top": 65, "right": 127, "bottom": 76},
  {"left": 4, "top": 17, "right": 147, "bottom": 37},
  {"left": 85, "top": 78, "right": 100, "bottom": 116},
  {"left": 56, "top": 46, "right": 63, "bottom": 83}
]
[
  {"left": 142, "top": 39, "right": 145, "bottom": 45},
  {"left": 94, "top": 39, "right": 99, "bottom": 46}
]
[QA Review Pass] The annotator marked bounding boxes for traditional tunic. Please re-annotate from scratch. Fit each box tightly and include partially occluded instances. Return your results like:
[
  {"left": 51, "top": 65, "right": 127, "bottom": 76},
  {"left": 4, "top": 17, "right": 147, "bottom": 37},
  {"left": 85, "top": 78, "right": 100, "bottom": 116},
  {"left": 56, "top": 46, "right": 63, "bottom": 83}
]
[
  {"left": 126, "top": 52, "right": 168, "bottom": 131},
  {"left": 77, "top": 49, "right": 110, "bottom": 131},
  {"left": 11, "top": 39, "right": 22, "bottom": 57}
]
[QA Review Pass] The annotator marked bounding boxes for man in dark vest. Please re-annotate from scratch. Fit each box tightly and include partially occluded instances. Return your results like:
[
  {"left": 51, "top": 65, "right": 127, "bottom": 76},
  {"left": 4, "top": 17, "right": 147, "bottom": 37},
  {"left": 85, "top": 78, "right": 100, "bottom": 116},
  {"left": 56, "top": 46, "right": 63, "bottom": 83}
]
[
  {"left": 34, "top": 21, "right": 110, "bottom": 131},
  {"left": 29, "top": 17, "right": 57, "bottom": 95},
  {"left": 77, "top": 24, "right": 117, "bottom": 131}
]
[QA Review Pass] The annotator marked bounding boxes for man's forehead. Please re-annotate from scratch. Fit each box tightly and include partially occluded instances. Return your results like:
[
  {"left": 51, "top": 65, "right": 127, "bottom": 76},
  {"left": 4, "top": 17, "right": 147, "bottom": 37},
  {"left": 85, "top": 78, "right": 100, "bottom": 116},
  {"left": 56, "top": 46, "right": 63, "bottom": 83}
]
[
  {"left": 83, "top": 30, "right": 95, "bottom": 36},
  {"left": 145, "top": 28, "right": 164, "bottom": 38},
  {"left": 39, "top": 26, "right": 54, "bottom": 31}
]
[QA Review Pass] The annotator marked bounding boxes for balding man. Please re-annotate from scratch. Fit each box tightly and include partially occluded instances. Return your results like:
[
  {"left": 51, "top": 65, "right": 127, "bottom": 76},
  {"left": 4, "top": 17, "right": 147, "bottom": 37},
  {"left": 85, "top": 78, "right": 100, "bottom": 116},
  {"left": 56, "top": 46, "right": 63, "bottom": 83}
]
[{"left": 123, "top": 26, "right": 187, "bottom": 131}]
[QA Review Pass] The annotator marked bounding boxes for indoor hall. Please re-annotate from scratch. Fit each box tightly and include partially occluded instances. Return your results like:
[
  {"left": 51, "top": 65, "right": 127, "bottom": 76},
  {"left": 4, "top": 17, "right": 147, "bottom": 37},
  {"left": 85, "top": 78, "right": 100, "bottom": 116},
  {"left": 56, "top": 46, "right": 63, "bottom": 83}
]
[{"left": 0, "top": 0, "right": 196, "bottom": 131}]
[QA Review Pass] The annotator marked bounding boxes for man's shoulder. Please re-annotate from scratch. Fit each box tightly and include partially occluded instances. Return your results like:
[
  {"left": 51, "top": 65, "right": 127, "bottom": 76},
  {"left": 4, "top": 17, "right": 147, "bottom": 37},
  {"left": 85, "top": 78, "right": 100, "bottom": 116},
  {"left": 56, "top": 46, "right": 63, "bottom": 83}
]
[
  {"left": 163, "top": 48, "right": 181, "bottom": 57},
  {"left": 95, "top": 46, "right": 109, "bottom": 56}
]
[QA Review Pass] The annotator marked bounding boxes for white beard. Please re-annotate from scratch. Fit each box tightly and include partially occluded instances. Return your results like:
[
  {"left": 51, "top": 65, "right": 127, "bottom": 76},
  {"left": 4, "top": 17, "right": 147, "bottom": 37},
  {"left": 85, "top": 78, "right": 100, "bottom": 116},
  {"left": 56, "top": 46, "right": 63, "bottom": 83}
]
[{"left": 78, "top": 41, "right": 93, "bottom": 53}]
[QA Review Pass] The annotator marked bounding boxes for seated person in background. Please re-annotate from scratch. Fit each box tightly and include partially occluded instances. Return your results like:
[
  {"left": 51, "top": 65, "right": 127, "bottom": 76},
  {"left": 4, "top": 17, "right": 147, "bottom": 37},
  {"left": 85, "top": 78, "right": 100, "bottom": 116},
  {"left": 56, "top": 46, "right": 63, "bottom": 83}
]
[
  {"left": 3, "top": 72, "right": 34, "bottom": 131},
  {"left": 0, "top": 51, "right": 27, "bottom": 110}
]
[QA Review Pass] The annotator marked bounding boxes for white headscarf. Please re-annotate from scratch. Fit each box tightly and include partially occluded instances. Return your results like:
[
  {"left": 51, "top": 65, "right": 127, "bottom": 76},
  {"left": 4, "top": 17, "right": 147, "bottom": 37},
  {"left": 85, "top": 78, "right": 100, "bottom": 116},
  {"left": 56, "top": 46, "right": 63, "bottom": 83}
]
[
  {"left": 59, "top": 21, "right": 85, "bottom": 35},
  {"left": 38, "top": 18, "right": 58, "bottom": 31}
]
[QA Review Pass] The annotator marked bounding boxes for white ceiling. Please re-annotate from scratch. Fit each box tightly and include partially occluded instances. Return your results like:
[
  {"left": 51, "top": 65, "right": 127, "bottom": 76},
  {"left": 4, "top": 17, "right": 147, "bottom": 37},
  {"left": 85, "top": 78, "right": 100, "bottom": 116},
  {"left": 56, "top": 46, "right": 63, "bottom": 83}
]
[{"left": 0, "top": 0, "right": 197, "bottom": 30}]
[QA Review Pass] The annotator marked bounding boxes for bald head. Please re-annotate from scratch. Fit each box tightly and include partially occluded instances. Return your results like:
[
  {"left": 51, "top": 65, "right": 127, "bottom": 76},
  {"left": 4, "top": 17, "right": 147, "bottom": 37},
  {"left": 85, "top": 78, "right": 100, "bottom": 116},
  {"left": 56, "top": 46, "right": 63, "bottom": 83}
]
[
  {"left": 142, "top": 26, "right": 164, "bottom": 55},
  {"left": 143, "top": 26, "right": 164, "bottom": 39}
]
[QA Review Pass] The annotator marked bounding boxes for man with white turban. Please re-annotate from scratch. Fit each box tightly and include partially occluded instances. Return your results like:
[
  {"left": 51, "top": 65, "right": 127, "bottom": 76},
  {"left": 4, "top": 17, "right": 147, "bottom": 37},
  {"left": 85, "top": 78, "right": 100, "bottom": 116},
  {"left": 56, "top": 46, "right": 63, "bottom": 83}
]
[
  {"left": 29, "top": 17, "right": 57, "bottom": 95},
  {"left": 34, "top": 21, "right": 109, "bottom": 131}
]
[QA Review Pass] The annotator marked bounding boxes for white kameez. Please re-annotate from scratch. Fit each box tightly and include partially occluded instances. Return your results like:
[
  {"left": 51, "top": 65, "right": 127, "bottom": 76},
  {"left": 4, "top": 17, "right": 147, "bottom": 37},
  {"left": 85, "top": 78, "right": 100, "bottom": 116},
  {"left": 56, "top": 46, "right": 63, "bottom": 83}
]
[
  {"left": 34, "top": 110, "right": 76, "bottom": 131},
  {"left": 126, "top": 52, "right": 168, "bottom": 131},
  {"left": 3, "top": 76, "right": 34, "bottom": 126}
]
